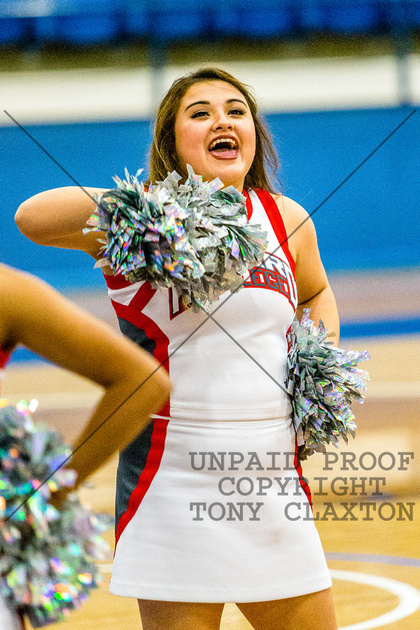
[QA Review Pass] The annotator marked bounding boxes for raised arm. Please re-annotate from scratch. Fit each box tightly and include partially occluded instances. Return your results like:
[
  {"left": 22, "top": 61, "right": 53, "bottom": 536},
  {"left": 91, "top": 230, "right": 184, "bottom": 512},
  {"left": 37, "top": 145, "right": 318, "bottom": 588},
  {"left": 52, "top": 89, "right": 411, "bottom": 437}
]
[
  {"left": 0, "top": 264, "right": 171, "bottom": 497},
  {"left": 15, "top": 186, "right": 107, "bottom": 258},
  {"left": 275, "top": 195, "right": 340, "bottom": 344}
]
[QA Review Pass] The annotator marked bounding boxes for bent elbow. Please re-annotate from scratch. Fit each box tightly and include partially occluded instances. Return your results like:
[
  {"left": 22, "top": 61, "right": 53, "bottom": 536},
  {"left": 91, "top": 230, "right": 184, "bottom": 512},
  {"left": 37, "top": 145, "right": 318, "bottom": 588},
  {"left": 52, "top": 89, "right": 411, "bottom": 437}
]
[
  {"left": 15, "top": 199, "right": 48, "bottom": 244},
  {"left": 149, "top": 368, "right": 172, "bottom": 416},
  {"left": 15, "top": 200, "right": 34, "bottom": 236},
  {"left": 156, "top": 369, "right": 173, "bottom": 403}
]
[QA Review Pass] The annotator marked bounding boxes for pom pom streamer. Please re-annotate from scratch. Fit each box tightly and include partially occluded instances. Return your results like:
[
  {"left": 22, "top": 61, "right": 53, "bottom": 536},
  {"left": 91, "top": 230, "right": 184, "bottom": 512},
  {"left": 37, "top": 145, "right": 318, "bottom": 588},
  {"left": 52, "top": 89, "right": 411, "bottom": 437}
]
[
  {"left": 0, "top": 401, "right": 112, "bottom": 627},
  {"left": 85, "top": 165, "right": 268, "bottom": 312},
  {"left": 286, "top": 310, "right": 370, "bottom": 460}
]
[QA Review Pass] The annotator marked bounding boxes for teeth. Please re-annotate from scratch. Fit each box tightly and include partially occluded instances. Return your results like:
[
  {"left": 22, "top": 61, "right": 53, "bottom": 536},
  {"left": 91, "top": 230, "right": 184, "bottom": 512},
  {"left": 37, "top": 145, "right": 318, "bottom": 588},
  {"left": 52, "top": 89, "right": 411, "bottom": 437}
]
[{"left": 209, "top": 137, "right": 238, "bottom": 150}]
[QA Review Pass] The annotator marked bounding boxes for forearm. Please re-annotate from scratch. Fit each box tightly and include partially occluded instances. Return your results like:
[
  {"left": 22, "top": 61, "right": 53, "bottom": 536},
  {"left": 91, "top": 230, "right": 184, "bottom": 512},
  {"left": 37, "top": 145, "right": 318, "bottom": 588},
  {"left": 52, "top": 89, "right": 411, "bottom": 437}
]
[
  {"left": 68, "top": 370, "right": 170, "bottom": 490},
  {"left": 296, "top": 284, "right": 340, "bottom": 345}
]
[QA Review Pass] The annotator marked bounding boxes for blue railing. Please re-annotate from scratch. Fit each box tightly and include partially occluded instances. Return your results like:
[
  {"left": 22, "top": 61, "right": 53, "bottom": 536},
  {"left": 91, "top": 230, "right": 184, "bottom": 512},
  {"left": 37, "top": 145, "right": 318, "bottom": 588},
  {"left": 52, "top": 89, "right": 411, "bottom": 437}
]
[{"left": 0, "top": 0, "right": 419, "bottom": 46}]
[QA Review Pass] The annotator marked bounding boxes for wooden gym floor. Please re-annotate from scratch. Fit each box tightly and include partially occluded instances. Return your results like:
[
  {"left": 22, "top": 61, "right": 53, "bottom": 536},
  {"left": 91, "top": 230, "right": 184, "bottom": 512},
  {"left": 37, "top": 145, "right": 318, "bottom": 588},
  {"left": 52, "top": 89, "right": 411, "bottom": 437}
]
[{"left": 2, "top": 268, "right": 420, "bottom": 629}]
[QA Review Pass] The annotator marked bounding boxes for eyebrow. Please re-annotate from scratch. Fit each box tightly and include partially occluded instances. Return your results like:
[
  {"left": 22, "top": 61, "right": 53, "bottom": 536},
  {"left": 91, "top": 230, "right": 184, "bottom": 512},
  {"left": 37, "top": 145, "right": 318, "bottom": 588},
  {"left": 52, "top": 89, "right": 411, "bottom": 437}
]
[{"left": 184, "top": 98, "right": 248, "bottom": 112}]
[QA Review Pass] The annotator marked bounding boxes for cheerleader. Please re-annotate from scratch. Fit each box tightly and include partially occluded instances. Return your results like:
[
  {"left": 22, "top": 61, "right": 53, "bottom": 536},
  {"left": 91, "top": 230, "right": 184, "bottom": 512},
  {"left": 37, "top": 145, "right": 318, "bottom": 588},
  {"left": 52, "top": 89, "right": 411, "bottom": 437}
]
[{"left": 16, "top": 68, "right": 338, "bottom": 629}]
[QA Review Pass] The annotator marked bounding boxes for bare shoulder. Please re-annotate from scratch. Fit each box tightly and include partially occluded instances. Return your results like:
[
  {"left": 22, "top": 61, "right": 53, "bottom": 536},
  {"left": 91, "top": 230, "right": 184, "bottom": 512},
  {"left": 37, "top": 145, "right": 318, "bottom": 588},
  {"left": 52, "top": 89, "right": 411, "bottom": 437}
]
[
  {"left": 272, "top": 193, "right": 311, "bottom": 231},
  {"left": 271, "top": 193, "right": 317, "bottom": 262}
]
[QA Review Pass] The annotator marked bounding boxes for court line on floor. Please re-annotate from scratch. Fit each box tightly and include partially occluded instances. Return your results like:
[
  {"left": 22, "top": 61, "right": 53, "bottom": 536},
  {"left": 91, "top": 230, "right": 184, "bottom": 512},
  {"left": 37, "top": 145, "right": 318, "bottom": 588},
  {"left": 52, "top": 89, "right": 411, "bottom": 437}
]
[
  {"left": 3, "top": 380, "right": 419, "bottom": 410},
  {"left": 330, "top": 569, "right": 420, "bottom": 630},
  {"left": 98, "top": 552, "right": 420, "bottom": 574},
  {"left": 95, "top": 565, "right": 420, "bottom": 629},
  {"left": 326, "top": 552, "right": 420, "bottom": 567},
  {"left": 8, "top": 320, "right": 420, "bottom": 363},
  {"left": 340, "top": 318, "right": 420, "bottom": 338}
]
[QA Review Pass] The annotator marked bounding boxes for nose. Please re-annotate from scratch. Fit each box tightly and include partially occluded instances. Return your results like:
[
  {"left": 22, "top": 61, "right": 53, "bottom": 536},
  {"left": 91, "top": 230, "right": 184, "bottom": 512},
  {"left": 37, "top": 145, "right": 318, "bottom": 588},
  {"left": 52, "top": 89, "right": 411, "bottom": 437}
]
[{"left": 212, "top": 110, "right": 233, "bottom": 130}]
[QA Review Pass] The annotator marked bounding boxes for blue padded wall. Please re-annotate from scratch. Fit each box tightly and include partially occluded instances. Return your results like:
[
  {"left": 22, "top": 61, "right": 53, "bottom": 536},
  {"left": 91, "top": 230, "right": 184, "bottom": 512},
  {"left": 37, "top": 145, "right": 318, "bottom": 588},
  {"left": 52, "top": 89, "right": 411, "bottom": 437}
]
[{"left": 1, "top": 106, "right": 418, "bottom": 290}]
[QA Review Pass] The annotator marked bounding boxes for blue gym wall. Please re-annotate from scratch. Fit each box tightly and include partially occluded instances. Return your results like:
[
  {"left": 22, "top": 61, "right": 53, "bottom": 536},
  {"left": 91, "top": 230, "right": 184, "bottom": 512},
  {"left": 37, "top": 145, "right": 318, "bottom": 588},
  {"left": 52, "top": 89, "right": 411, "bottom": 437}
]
[{"left": 1, "top": 105, "right": 419, "bottom": 291}]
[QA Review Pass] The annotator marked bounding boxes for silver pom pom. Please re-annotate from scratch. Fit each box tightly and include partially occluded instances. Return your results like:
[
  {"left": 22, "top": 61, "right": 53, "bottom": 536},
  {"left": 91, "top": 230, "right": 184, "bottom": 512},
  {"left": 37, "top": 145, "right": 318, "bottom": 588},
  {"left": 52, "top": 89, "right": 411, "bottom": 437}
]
[
  {"left": 286, "top": 310, "right": 370, "bottom": 459},
  {"left": 85, "top": 165, "right": 268, "bottom": 312}
]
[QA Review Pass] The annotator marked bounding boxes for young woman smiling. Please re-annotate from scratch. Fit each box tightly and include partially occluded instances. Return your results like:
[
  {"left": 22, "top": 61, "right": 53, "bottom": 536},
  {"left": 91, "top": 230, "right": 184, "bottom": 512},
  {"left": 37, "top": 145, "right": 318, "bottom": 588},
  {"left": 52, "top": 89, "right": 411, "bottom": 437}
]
[{"left": 15, "top": 68, "right": 339, "bottom": 630}]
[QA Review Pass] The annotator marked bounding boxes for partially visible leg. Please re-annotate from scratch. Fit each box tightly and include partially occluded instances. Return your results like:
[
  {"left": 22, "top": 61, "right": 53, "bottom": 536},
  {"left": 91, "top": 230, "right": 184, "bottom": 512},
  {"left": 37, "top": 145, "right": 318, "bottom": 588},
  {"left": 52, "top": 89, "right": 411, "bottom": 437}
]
[
  {"left": 137, "top": 600, "right": 225, "bottom": 630},
  {"left": 236, "top": 587, "right": 337, "bottom": 630}
]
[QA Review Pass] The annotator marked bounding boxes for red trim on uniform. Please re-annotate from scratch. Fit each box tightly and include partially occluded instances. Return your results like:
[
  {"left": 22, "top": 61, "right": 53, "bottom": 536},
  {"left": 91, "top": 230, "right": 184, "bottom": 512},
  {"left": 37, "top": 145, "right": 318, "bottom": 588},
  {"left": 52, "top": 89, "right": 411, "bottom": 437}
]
[
  {"left": 115, "top": 418, "right": 170, "bottom": 548},
  {"left": 110, "top": 300, "right": 169, "bottom": 373},
  {"left": 127, "top": 281, "right": 157, "bottom": 311},
  {"left": 0, "top": 347, "right": 11, "bottom": 370},
  {"left": 103, "top": 272, "right": 132, "bottom": 290},
  {"left": 254, "top": 189, "right": 295, "bottom": 274},
  {"left": 294, "top": 439, "right": 313, "bottom": 509},
  {"left": 243, "top": 189, "right": 253, "bottom": 220},
  {"left": 110, "top": 283, "right": 171, "bottom": 417}
]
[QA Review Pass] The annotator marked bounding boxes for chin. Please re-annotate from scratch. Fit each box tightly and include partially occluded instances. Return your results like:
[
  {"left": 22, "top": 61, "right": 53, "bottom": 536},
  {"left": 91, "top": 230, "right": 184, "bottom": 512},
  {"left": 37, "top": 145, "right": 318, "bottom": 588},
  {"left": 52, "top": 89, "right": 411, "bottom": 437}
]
[{"left": 208, "top": 167, "right": 245, "bottom": 188}]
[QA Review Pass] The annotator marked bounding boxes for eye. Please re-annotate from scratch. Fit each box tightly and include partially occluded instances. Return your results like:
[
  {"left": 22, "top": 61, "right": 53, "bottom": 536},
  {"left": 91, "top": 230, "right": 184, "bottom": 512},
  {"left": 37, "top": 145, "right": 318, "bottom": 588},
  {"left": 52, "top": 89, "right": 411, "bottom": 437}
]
[
  {"left": 229, "top": 107, "right": 245, "bottom": 116},
  {"left": 191, "top": 110, "right": 209, "bottom": 119}
]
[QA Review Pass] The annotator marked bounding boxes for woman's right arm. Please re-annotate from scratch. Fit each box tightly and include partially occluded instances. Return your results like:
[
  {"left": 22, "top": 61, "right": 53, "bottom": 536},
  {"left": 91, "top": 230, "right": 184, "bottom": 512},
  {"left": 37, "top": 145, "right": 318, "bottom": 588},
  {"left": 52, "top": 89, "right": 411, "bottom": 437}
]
[{"left": 15, "top": 186, "right": 107, "bottom": 258}]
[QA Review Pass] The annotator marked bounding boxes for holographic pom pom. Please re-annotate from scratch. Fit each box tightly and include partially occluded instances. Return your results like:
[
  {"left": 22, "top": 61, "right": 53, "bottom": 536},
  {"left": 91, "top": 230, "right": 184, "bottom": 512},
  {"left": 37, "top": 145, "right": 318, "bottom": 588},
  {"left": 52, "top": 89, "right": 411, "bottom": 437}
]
[
  {"left": 286, "top": 310, "right": 370, "bottom": 460},
  {"left": 0, "top": 401, "right": 112, "bottom": 627},
  {"left": 84, "top": 165, "right": 268, "bottom": 312}
]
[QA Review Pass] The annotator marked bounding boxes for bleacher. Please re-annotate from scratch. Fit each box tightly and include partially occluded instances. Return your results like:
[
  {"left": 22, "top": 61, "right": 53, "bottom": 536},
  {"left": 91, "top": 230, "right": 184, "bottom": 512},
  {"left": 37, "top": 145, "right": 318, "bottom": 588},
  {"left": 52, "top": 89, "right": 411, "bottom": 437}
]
[{"left": 0, "top": 0, "right": 419, "bottom": 47}]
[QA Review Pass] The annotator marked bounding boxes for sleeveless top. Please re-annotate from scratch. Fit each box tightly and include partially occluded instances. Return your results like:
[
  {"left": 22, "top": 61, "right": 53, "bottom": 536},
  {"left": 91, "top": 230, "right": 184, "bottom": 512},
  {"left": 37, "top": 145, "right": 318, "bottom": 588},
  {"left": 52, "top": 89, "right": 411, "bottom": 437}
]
[{"left": 104, "top": 188, "right": 298, "bottom": 422}]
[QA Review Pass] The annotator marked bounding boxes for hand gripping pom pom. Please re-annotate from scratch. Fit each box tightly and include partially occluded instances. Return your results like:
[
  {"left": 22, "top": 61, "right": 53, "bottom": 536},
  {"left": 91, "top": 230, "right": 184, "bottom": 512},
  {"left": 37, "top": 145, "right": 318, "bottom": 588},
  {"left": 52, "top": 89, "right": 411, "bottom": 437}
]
[
  {"left": 0, "top": 401, "right": 113, "bottom": 627},
  {"left": 286, "top": 310, "right": 370, "bottom": 460},
  {"left": 84, "top": 165, "right": 268, "bottom": 312}
]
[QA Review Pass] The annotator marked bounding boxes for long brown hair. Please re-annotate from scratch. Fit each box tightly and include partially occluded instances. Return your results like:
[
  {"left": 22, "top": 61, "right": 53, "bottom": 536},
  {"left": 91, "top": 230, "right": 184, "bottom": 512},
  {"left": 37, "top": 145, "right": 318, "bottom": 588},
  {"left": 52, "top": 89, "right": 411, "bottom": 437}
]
[{"left": 148, "top": 67, "right": 280, "bottom": 193}]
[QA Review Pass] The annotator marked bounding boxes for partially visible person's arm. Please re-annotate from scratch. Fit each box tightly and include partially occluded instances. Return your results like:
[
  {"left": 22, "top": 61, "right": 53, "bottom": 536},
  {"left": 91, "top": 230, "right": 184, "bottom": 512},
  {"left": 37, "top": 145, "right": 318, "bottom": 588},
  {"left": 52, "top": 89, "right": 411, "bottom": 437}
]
[
  {"left": 275, "top": 195, "right": 340, "bottom": 344},
  {"left": 15, "top": 186, "right": 107, "bottom": 258},
  {"left": 0, "top": 264, "right": 171, "bottom": 498}
]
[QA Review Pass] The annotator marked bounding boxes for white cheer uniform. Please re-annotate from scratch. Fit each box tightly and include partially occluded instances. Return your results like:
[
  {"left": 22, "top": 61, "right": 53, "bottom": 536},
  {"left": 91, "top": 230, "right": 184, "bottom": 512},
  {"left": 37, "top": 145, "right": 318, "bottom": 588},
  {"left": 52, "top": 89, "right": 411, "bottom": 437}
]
[{"left": 106, "top": 188, "right": 332, "bottom": 602}]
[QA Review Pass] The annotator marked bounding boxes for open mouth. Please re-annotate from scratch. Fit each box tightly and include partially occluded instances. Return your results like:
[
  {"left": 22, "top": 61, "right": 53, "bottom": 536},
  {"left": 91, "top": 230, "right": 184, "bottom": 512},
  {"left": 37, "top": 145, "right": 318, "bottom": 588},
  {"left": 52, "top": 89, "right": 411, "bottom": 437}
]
[{"left": 208, "top": 137, "right": 239, "bottom": 159}]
